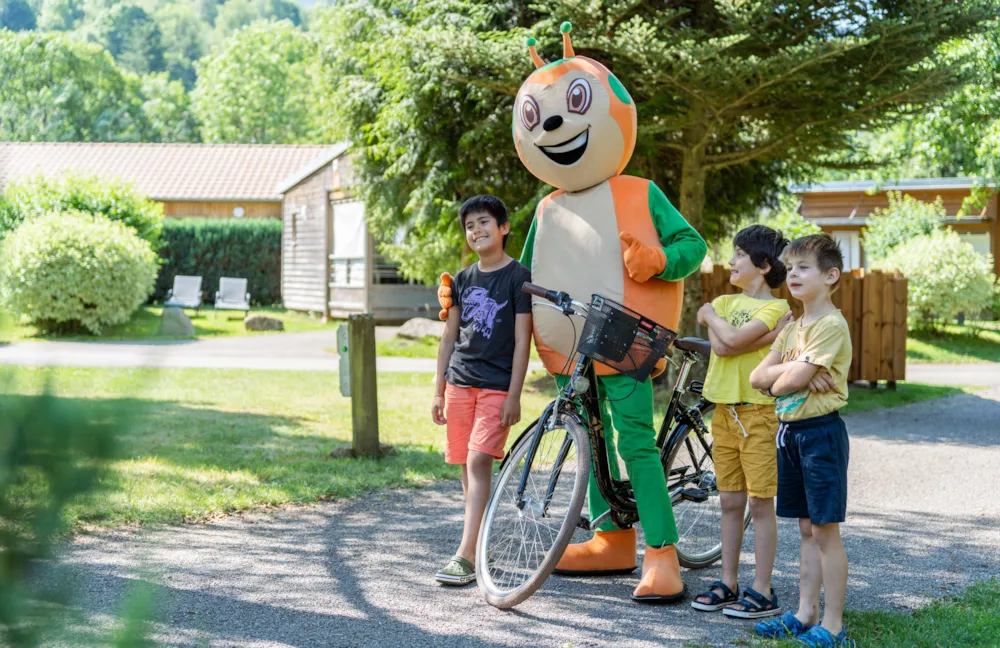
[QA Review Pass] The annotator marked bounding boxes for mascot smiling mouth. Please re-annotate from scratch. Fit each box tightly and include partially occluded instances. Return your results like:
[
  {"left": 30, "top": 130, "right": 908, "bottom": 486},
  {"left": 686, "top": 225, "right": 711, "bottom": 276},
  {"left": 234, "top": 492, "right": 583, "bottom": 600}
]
[{"left": 537, "top": 128, "right": 589, "bottom": 165}]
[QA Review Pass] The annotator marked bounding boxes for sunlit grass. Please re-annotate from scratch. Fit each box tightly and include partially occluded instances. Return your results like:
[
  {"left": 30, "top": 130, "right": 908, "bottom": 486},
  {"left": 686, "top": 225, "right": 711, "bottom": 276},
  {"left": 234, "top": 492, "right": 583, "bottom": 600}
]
[{"left": 0, "top": 306, "right": 335, "bottom": 343}]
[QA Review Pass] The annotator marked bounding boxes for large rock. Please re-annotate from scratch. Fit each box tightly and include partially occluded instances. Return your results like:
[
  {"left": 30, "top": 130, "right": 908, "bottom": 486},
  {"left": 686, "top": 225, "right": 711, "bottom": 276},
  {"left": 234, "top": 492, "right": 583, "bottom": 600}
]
[
  {"left": 160, "top": 307, "right": 195, "bottom": 337},
  {"left": 244, "top": 315, "right": 284, "bottom": 331},
  {"left": 397, "top": 317, "right": 446, "bottom": 340}
]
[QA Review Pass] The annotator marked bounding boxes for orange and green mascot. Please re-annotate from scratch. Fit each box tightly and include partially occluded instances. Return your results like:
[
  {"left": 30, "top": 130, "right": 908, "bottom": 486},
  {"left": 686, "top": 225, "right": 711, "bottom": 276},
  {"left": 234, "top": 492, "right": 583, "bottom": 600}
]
[{"left": 440, "top": 23, "right": 706, "bottom": 602}]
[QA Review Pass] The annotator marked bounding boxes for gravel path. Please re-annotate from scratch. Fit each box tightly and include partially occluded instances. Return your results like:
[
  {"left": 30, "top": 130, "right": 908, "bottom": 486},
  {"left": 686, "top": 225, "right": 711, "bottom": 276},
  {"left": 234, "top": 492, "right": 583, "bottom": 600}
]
[{"left": 43, "top": 386, "right": 1000, "bottom": 647}]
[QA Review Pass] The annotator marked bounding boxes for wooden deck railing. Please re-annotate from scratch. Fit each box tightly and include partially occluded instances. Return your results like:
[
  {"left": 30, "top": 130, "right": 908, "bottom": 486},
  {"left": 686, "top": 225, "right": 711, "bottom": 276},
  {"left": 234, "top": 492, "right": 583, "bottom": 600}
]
[{"left": 701, "top": 266, "right": 907, "bottom": 383}]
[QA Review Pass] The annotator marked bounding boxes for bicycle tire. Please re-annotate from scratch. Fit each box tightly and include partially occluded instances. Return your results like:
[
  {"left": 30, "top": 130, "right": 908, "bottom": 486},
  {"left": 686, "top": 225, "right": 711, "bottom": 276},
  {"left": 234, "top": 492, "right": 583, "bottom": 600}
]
[
  {"left": 476, "top": 414, "right": 590, "bottom": 609},
  {"left": 664, "top": 401, "right": 751, "bottom": 569}
]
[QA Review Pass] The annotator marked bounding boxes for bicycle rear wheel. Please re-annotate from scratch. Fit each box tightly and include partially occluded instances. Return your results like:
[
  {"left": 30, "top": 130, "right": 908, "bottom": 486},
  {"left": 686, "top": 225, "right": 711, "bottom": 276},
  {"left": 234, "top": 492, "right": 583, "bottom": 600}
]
[
  {"left": 476, "top": 413, "right": 590, "bottom": 609},
  {"left": 665, "top": 403, "right": 750, "bottom": 569}
]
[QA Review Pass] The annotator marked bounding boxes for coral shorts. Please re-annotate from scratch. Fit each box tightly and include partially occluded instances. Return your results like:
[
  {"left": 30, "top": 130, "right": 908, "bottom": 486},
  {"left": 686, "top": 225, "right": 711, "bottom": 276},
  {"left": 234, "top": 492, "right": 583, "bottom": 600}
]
[{"left": 444, "top": 383, "right": 510, "bottom": 464}]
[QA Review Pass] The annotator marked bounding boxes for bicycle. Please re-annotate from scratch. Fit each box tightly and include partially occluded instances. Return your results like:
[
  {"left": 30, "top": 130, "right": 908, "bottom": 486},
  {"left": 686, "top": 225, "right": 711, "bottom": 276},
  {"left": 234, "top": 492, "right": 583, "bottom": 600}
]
[{"left": 475, "top": 282, "right": 750, "bottom": 609}]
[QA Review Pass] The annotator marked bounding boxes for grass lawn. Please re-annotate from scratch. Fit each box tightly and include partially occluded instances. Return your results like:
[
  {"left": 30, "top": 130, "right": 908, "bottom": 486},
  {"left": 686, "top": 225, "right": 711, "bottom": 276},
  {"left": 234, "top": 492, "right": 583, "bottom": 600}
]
[
  {"left": 375, "top": 335, "right": 543, "bottom": 362},
  {"left": 0, "top": 306, "right": 335, "bottom": 343},
  {"left": 732, "top": 578, "right": 1000, "bottom": 648},
  {"left": 3, "top": 365, "right": 975, "bottom": 532},
  {"left": 907, "top": 321, "right": 1000, "bottom": 364},
  {"left": 1, "top": 366, "right": 553, "bottom": 530}
]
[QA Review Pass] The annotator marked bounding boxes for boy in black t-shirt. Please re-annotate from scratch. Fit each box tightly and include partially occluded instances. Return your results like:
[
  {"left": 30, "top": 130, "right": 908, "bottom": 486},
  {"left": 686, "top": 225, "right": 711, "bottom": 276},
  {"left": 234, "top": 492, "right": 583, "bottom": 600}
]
[{"left": 432, "top": 195, "right": 533, "bottom": 586}]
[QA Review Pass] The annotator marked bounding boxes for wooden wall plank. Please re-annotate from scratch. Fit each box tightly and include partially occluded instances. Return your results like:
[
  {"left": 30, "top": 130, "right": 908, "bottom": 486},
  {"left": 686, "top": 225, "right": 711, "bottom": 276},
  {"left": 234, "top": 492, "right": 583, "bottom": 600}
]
[
  {"left": 893, "top": 275, "right": 908, "bottom": 381},
  {"left": 880, "top": 273, "right": 896, "bottom": 379},
  {"left": 861, "top": 271, "right": 882, "bottom": 382}
]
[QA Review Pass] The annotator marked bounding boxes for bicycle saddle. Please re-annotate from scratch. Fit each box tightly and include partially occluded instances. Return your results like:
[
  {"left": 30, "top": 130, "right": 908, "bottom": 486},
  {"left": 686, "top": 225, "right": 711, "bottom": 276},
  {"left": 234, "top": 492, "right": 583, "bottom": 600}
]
[{"left": 673, "top": 337, "right": 711, "bottom": 357}]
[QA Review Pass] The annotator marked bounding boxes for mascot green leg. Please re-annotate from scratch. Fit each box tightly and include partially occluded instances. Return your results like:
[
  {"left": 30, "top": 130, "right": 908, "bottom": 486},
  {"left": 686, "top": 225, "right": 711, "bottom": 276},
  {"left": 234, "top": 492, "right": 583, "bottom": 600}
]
[{"left": 553, "top": 374, "right": 680, "bottom": 578}]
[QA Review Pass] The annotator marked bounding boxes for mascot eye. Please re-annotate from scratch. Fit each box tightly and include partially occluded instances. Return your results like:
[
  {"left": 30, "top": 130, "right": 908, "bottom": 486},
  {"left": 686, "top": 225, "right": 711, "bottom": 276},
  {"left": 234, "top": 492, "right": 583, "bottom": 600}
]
[
  {"left": 566, "top": 79, "right": 592, "bottom": 114},
  {"left": 521, "top": 95, "right": 540, "bottom": 131}
]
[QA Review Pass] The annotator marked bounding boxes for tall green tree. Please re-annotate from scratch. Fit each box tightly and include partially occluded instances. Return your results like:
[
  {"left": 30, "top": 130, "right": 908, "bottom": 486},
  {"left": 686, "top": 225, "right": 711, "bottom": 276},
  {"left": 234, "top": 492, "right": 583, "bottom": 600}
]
[
  {"left": 84, "top": 2, "right": 166, "bottom": 75},
  {"left": 154, "top": 1, "right": 208, "bottom": 89},
  {"left": 140, "top": 72, "right": 201, "bottom": 142},
  {"left": 0, "top": 30, "right": 149, "bottom": 141},
  {"left": 36, "top": 0, "right": 82, "bottom": 30},
  {"left": 213, "top": 0, "right": 299, "bottom": 37},
  {"left": 318, "top": 0, "right": 992, "bottom": 331},
  {"left": 0, "top": 0, "right": 36, "bottom": 30},
  {"left": 192, "top": 19, "right": 321, "bottom": 143},
  {"left": 836, "top": 28, "right": 1000, "bottom": 211}
]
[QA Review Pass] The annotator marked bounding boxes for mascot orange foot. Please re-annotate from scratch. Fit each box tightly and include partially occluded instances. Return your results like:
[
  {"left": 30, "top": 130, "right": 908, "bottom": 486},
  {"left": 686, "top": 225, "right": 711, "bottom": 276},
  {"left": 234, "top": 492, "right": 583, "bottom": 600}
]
[
  {"left": 631, "top": 544, "right": 685, "bottom": 603},
  {"left": 554, "top": 528, "right": 637, "bottom": 575}
]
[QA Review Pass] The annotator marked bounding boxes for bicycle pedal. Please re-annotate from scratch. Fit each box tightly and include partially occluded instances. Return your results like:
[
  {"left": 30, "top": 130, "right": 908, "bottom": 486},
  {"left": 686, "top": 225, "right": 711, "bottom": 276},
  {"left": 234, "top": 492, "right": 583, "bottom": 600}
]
[
  {"left": 680, "top": 487, "right": 709, "bottom": 503},
  {"left": 576, "top": 515, "right": 591, "bottom": 530}
]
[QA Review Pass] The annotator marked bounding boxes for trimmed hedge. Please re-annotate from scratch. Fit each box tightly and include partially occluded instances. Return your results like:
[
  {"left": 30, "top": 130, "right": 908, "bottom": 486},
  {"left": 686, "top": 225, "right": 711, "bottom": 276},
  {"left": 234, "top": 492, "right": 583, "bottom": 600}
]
[
  {"left": 155, "top": 219, "right": 282, "bottom": 306},
  {"left": 0, "top": 211, "right": 158, "bottom": 334},
  {"left": 1, "top": 172, "right": 165, "bottom": 249}
]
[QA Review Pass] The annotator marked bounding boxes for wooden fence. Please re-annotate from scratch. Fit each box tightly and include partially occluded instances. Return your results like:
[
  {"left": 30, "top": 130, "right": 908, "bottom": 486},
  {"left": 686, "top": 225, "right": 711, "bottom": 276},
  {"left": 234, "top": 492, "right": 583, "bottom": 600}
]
[{"left": 701, "top": 266, "right": 908, "bottom": 383}]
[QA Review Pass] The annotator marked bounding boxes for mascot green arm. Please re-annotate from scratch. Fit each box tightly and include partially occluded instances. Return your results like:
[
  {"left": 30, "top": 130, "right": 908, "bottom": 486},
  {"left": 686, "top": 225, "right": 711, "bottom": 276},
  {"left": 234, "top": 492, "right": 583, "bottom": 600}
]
[
  {"left": 519, "top": 214, "right": 537, "bottom": 269},
  {"left": 649, "top": 182, "right": 707, "bottom": 282}
]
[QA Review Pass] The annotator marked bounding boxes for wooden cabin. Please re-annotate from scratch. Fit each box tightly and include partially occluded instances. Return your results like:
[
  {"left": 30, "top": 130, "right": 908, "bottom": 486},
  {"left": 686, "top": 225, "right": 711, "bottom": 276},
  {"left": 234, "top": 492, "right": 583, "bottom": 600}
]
[
  {"left": 276, "top": 145, "right": 437, "bottom": 323},
  {"left": 792, "top": 178, "right": 999, "bottom": 274},
  {"left": 0, "top": 142, "right": 329, "bottom": 220}
]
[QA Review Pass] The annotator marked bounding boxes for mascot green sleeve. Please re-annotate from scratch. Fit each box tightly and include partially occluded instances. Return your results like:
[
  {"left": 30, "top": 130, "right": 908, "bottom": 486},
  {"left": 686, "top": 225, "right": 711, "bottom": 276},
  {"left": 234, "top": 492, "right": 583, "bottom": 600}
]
[{"left": 439, "top": 23, "right": 706, "bottom": 603}]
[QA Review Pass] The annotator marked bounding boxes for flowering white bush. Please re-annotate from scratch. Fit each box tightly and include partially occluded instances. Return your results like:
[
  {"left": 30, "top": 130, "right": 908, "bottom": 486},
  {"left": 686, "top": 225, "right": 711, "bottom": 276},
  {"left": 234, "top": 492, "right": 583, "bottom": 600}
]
[
  {"left": 878, "top": 229, "right": 996, "bottom": 328},
  {"left": 0, "top": 211, "right": 158, "bottom": 334}
]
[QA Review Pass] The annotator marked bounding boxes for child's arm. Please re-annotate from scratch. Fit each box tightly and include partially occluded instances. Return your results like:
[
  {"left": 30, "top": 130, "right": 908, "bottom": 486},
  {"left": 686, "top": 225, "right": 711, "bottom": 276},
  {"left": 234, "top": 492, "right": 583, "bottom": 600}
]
[
  {"left": 769, "top": 361, "right": 824, "bottom": 397},
  {"left": 432, "top": 307, "right": 461, "bottom": 425},
  {"left": 501, "top": 312, "right": 533, "bottom": 427},
  {"left": 701, "top": 308, "right": 781, "bottom": 354},
  {"left": 706, "top": 311, "right": 793, "bottom": 357},
  {"left": 749, "top": 351, "right": 789, "bottom": 392}
]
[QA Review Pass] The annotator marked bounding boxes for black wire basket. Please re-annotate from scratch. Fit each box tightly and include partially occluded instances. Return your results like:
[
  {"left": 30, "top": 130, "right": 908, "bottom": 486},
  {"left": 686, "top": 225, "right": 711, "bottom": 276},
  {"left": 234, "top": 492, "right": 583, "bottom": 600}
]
[{"left": 577, "top": 294, "right": 678, "bottom": 382}]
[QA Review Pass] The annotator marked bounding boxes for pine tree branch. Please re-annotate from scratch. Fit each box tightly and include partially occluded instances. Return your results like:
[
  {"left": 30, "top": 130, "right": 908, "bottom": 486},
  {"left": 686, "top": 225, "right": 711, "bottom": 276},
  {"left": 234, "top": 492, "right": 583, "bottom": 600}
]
[{"left": 704, "top": 75, "right": 943, "bottom": 171}]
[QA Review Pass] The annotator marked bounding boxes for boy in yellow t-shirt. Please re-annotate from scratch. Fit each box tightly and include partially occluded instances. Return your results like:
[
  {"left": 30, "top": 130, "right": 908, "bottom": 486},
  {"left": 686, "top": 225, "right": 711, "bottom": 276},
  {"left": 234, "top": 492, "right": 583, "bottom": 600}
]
[
  {"left": 750, "top": 234, "right": 854, "bottom": 648},
  {"left": 692, "top": 225, "right": 792, "bottom": 620}
]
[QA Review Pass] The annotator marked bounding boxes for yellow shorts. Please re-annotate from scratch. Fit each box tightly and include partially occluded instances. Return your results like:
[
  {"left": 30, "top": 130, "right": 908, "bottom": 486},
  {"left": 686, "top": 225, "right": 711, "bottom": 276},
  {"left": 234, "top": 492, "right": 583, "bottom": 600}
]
[{"left": 712, "top": 403, "right": 778, "bottom": 498}]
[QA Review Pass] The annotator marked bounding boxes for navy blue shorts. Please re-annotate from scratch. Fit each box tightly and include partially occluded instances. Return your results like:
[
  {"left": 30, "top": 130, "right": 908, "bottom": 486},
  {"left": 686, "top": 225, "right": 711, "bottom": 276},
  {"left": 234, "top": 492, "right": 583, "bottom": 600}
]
[{"left": 775, "top": 411, "right": 849, "bottom": 525}]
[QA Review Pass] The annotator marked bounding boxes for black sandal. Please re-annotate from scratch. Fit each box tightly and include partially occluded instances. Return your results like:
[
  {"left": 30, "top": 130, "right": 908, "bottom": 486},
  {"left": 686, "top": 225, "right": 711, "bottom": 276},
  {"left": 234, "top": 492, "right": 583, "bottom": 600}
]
[
  {"left": 690, "top": 580, "right": 739, "bottom": 612},
  {"left": 723, "top": 587, "right": 781, "bottom": 619}
]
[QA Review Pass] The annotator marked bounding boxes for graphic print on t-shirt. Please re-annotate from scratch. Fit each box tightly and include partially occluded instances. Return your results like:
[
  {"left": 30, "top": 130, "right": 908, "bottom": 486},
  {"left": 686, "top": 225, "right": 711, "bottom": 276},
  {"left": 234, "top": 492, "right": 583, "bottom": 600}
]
[
  {"left": 729, "top": 309, "right": 752, "bottom": 328},
  {"left": 460, "top": 286, "right": 509, "bottom": 339}
]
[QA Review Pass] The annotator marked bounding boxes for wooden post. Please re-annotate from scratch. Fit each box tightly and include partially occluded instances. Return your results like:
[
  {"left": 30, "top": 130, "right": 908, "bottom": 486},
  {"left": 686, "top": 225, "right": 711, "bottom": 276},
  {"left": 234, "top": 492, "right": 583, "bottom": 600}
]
[{"left": 349, "top": 313, "right": 381, "bottom": 457}]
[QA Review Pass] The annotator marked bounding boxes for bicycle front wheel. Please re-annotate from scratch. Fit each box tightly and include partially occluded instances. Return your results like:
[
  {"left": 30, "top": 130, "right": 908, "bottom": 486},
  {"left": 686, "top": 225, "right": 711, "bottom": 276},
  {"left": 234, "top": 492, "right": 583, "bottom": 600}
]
[
  {"left": 476, "top": 413, "right": 590, "bottom": 609},
  {"left": 665, "top": 403, "right": 750, "bottom": 569}
]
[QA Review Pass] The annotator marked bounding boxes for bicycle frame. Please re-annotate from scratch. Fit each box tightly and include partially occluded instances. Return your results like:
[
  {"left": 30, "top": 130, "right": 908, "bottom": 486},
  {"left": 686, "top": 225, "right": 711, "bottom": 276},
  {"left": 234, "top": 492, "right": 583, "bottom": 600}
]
[{"left": 510, "top": 346, "right": 709, "bottom": 526}]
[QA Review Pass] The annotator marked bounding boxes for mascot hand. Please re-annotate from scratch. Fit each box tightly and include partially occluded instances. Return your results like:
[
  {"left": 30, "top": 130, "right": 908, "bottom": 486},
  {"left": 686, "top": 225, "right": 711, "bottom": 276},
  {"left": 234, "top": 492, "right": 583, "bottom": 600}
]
[
  {"left": 437, "top": 272, "right": 454, "bottom": 321},
  {"left": 620, "top": 232, "right": 666, "bottom": 283}
]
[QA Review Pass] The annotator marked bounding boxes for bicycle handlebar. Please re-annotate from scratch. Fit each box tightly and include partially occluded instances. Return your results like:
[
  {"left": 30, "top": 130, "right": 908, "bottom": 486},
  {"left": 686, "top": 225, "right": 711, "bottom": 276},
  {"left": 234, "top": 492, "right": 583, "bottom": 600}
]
[{"left": 521, "top": 282, "right": 564, "bottom": 304}]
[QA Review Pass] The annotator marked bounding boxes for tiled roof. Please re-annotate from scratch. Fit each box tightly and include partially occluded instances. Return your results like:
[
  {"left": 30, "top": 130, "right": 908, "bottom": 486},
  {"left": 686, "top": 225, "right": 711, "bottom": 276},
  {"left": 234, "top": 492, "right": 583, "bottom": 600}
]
[
  {"left": 792, "top": 177, "right": 991, "bottom": 194},
  {"left": 0, "top": 142, "right": 338, "bottom": 202}
]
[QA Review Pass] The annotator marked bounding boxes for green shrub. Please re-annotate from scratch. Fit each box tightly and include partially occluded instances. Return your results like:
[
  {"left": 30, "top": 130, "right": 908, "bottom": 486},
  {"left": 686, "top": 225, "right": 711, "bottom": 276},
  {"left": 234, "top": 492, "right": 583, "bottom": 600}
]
[
  {"left": 862, "top": 191, "right": 944, "bottom": 263},
  {"left": 0, "top": 212, "right": 158, "bottom": 334},
  {"left": 877, "top": 229, "right": 996, "bottom": 328},
  {"left": 1, "top": 172, "right": 164, "bottom": 249},
  {"left": 155, "top": 218, "right": 282, "bottom": 306}
]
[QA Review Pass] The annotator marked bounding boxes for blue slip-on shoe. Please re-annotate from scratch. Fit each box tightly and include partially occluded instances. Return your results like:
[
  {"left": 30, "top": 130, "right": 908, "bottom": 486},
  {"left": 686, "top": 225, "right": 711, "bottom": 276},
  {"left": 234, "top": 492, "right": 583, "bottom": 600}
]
[
  {"left": 754, "top": 611, "right": 811, "bottom": 638},
  {"left": 795, "top": 625, "right": 856, "bottom": 648}
]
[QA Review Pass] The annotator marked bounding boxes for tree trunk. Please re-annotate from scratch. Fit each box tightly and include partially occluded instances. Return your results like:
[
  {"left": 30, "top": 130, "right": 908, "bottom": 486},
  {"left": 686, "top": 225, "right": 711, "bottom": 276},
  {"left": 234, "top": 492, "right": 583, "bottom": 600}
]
[{"left": 678, "top": 134, "right": 708, "bottom": 340}]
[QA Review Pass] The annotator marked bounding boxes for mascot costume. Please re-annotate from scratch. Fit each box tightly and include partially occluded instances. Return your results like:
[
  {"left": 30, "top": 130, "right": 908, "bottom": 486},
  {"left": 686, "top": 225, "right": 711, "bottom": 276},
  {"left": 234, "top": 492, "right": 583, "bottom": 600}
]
[{"left": 439, "top": 23, "right": 707, "bottom": 602}]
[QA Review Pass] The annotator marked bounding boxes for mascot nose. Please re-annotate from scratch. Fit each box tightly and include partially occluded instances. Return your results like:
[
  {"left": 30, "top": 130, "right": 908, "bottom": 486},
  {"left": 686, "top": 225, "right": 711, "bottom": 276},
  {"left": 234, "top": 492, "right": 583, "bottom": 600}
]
[{"left": 542, "top": 115, "right": 563, "bottom": 132}]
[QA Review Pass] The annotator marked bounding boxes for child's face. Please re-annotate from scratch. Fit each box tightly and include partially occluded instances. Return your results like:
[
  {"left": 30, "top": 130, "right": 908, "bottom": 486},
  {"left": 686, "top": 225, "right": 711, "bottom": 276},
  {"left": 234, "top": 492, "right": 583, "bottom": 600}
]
[
  {"left": 463, "top": 211, "right": 508, "bottom": 255},
  {"left": 728, "top": 246, "right": 768, "bottom": 290},
  {"left": 785, "top": 252, "right": 839, "bottom": 301}
]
